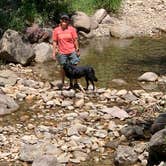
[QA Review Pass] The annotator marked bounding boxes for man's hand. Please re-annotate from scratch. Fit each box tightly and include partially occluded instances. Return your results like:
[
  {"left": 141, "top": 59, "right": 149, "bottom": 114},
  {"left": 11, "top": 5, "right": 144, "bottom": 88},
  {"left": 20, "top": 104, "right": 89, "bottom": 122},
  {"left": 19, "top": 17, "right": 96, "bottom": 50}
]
[
  {"left": 76, "top": 48, "right": 80, "bottom": 56},
  {"left": 52, "top": 54, "right": 57, "bottom": 61}
]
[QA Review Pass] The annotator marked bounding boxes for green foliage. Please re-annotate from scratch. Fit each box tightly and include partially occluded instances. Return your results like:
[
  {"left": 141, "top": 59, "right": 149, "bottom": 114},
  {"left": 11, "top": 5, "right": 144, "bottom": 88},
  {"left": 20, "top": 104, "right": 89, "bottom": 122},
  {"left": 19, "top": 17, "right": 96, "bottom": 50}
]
[{"left": 0, "top": 0, "right": 122, "bottom": 31}]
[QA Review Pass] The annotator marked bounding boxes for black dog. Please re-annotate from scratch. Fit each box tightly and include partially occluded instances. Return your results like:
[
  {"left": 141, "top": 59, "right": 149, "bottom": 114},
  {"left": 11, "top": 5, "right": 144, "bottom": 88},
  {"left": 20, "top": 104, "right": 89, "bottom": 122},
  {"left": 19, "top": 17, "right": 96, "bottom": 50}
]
[{"left": 63, "top": 64, "right": 98, "bottom": 90}]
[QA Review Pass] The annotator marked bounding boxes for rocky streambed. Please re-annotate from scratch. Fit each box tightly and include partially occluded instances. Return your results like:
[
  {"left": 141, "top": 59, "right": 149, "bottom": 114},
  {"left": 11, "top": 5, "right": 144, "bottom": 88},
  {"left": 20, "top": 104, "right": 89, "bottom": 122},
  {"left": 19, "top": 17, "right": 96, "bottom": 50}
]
[{"left": 0, "top": 63, "right": 165, "bottom": 166}]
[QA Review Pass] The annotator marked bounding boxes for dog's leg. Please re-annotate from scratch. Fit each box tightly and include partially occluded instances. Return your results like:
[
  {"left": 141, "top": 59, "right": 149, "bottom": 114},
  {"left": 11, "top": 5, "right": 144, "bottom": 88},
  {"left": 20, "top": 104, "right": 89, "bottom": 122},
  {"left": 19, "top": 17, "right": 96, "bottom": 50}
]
[
  {"left": 85, "top": 77, "right": 89, "bottom": 90},
  {"left": 68, "top": 78, "right": 73, "bottom": 89},
  {"left": 90, "top": 80, "right": 95, "bottom": 90}
]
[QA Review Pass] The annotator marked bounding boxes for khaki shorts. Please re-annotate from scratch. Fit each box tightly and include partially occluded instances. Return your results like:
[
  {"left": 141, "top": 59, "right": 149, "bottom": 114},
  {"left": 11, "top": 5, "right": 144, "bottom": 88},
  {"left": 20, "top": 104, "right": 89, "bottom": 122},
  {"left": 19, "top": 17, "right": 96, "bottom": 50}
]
[{"left": 57, "top": 51, "right": 80, "bottom": 65}]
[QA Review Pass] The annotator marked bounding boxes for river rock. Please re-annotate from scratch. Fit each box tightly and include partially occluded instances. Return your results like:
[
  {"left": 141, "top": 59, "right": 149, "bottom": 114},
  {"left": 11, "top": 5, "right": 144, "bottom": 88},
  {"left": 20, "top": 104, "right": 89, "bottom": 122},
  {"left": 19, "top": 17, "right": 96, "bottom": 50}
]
[
  {"left": 138, "top": 72, "right": 158, "bottom": 82},
  {"left": 114, "top": 145, "right": 138, "bottom": 165},
  {"left": 19, "top": 142, "right": 44, "bottom": 162},
  {"left": 32, "top": 155, "right": 60, "bottom": 166},
  {"left": 0, "top": 70, "right": 18, "bottom": 86},
  {"left": 100, "top": 106, "right": 130, "bottom": 120},
  {"left": 0, "top": 94, "right": 19, "bottom": 115},
  {"left": 121, "top": 125, "right": 145, "bottom": 140}
]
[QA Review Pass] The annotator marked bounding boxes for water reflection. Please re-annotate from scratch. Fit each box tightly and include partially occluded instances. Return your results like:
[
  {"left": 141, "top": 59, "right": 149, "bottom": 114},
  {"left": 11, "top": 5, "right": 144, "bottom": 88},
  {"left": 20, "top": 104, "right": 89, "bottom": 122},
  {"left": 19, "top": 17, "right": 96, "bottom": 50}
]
[{"left": 80, "top": 37, "right": 166, "bottom": 89}]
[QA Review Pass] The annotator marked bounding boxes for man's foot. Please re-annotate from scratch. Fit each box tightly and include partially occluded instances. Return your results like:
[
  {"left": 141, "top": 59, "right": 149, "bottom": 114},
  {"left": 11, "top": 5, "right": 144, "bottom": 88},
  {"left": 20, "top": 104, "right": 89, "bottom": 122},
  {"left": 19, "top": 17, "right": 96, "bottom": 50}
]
[{"left": 57, "top": 83, "right": 63, "bottom": 90}]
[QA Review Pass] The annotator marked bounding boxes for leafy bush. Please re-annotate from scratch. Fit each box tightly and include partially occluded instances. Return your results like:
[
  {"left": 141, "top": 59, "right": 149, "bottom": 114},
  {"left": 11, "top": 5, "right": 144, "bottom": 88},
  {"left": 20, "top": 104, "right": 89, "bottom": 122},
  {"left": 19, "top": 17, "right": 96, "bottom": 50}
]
[{"left": 0, "top": 0, "right": 122, "bottom": 31}]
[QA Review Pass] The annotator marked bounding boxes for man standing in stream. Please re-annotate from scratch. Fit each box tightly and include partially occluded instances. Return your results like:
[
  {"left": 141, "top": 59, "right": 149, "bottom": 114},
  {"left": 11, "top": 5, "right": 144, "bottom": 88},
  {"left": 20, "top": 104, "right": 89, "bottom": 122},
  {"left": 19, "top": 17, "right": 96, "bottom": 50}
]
[{"left": 52, "top": 13, "right": 80, "bottom": 89}]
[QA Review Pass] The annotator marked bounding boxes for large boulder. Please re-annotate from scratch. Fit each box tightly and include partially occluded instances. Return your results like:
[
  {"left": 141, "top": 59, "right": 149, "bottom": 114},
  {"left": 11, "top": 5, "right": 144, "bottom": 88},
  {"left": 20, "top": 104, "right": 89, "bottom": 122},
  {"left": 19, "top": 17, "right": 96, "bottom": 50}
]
[
  {"left": 72, "top": 11, "right": 91, "bottom": 33},
  {"left": 0, "top": 29, "right": 35, "bottom": 65}
]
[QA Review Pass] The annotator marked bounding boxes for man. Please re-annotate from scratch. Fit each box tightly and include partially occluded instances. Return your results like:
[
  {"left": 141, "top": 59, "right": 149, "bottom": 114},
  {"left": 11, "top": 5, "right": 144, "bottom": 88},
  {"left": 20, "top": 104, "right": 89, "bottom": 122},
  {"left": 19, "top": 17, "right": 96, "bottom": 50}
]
[{"left": 52, "top": 13, "right": 80, "bottom": 89}]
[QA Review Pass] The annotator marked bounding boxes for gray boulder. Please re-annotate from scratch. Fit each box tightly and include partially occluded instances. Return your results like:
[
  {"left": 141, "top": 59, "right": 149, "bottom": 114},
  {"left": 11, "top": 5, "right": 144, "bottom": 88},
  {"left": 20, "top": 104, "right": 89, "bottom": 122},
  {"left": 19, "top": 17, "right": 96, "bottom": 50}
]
[
  {"left": 0, "top": 29, "right": 35, "bottom": 65},
  {"left": 33, "top": 42, "right": 52, "bottom": 63}
]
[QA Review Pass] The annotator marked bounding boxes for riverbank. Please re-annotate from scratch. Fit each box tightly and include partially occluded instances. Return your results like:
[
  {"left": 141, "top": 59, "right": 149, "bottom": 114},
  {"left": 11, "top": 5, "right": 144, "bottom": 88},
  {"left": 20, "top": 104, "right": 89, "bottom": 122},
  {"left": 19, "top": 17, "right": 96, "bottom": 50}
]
[{"left": 0, "top": 62, "right": 165, "bottom": 165}]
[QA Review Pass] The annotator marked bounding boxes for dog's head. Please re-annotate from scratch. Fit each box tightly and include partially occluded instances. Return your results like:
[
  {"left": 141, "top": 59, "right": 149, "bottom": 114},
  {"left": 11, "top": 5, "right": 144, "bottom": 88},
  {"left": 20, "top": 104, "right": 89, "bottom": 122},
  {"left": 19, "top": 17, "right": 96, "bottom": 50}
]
[{"left": 63, "top": 63, "right": 73, "bottom": 73}]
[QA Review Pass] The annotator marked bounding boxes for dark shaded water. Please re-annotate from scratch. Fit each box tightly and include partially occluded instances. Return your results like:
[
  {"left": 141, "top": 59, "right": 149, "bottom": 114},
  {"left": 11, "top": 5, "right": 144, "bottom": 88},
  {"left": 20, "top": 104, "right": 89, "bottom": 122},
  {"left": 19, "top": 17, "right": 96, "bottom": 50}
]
[{"left": 34, "top": 37, "right": 166, "bottom": 90}]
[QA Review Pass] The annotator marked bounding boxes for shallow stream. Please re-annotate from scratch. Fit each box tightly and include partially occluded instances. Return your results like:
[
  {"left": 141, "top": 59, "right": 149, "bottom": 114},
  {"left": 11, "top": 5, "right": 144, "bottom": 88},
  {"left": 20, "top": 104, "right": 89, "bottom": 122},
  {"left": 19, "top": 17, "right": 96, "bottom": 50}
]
[{"left": 33, "top": 37, "right": 166, "bottom": 90}]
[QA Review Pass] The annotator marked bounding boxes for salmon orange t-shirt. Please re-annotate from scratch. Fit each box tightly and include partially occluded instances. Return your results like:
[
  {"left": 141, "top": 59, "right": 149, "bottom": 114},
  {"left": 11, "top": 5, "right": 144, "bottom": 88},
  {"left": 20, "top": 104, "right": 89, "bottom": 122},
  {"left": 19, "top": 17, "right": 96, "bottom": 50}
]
[{"left": 52, "top": 25, "right": 78, "bottom": 54}]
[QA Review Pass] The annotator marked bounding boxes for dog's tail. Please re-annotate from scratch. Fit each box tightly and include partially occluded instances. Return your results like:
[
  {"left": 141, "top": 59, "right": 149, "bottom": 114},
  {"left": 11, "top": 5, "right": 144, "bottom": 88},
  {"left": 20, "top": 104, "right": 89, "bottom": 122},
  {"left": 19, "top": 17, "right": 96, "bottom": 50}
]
[{"left": 89, "top": 68, "right": 98, "bottom": 82}]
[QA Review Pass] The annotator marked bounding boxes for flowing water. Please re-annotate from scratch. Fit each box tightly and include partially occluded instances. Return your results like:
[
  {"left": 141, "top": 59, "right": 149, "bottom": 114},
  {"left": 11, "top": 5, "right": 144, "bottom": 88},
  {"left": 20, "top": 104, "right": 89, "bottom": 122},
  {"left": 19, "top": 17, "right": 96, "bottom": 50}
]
[{"left": 33, "top": 37, "right": 166, "bottom": 91}]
